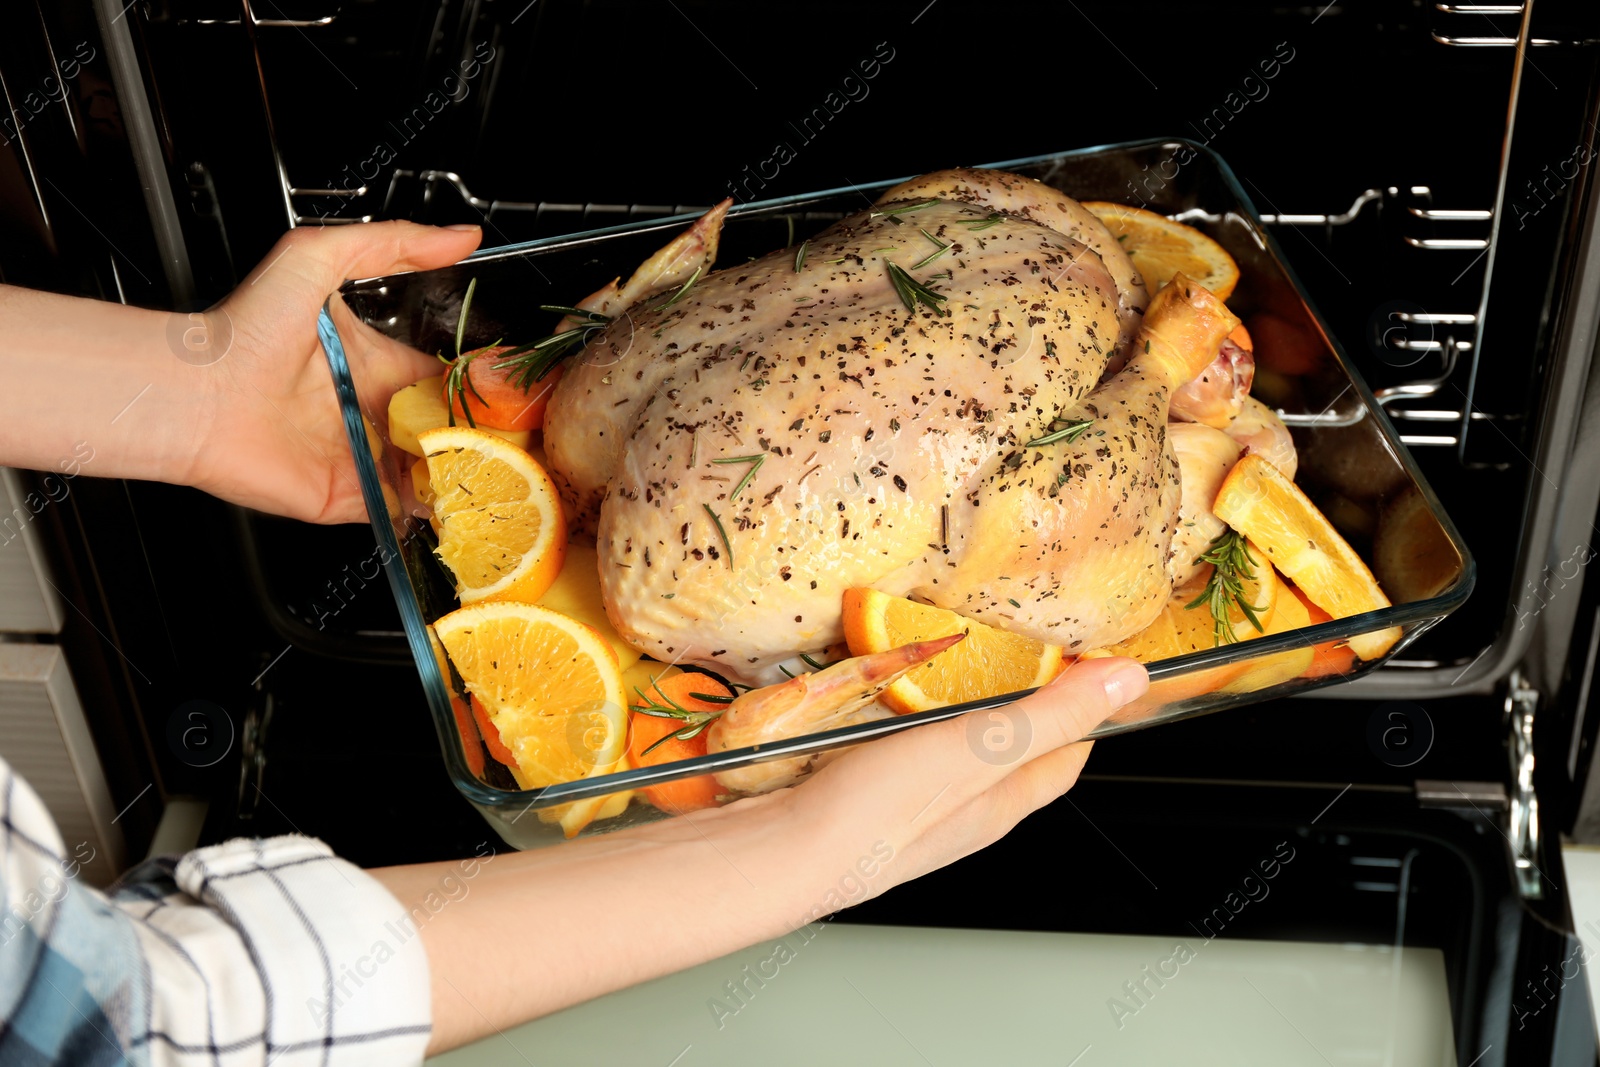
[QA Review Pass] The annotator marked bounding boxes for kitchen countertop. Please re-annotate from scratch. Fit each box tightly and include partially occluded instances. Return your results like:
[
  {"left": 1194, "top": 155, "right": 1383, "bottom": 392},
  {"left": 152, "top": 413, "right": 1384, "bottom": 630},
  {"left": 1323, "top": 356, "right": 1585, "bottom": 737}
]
[{"left": 428, "top": 922, "right": 1453, "bottom": 1066}]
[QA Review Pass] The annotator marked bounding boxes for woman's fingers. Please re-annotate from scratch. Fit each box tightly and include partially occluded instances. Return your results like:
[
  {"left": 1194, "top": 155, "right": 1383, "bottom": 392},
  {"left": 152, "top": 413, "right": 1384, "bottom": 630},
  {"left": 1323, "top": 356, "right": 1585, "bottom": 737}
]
[
  {"left": 238, "top": 221, "right": 483, "bottom": 319},
  {"left": 334, "top": 301, "right": 441, "bottom": 406},
  {"left": 994, "top": 739, "right": 1098, "bottom": 823},
  {"left": 805, "top": 656, "right": 1146, "bottom": 832}
]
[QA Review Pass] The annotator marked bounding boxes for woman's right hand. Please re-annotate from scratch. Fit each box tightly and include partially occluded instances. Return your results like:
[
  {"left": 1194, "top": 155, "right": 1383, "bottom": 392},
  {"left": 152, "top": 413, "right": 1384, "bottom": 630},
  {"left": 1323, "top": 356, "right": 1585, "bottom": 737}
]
[{"left": 781, "top": 655, "right": 1148, "bottom": 899}]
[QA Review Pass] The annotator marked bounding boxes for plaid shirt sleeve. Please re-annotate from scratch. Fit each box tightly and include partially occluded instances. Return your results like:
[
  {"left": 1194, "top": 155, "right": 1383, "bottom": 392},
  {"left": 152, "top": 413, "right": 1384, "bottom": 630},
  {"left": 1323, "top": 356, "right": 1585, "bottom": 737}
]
[{"left": 0, "top": 758, "right": 432, "bottom": 1066}]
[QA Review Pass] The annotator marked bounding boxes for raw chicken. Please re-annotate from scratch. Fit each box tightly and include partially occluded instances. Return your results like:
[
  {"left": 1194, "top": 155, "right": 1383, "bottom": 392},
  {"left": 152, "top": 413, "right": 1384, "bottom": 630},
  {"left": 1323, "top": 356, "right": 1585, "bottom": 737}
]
[
  {"left": 544, "top": 171, "right": 1238, "bottom": 684},
  {"left": 1171, "top": 335, "right": 1254, "bottom": 426},
  {"left": 1224, "top": 394, "right": 1298, "bottom": 478},
  {"left": 1168, "top": 422, "right": 1244, "bottom": 586}
]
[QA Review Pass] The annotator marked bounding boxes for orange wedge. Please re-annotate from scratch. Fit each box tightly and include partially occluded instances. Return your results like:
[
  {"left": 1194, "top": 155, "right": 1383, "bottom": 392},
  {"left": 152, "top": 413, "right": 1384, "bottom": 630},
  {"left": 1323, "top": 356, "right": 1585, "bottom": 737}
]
[
  {"left": 1212, "top": 454, "right": 1400, "bottom": 660},
  {"left": 419, "top": 426, "right": 566, "bottom": 604},
  {"left": 1218, "top": 577, "right": 1316, "bottom": 694},
  {"left": 1083, "top": 202, "right": 1240, "bottom": 302},
  {"left": 1098, "top": 545, "right": 1278, "bottom": 661},
  {"left": 432, "top": 601, "right": 627, "bottom": 795},
  {"left": 841, "top": 588, "right": 1063, "bottom": 714}
]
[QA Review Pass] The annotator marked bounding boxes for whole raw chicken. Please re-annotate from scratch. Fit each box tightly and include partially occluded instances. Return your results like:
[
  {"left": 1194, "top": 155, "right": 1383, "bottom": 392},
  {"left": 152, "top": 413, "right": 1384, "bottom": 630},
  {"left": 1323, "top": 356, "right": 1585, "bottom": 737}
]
[{"left": 544, "top": 169, "right": 1241, "bottom": 684}]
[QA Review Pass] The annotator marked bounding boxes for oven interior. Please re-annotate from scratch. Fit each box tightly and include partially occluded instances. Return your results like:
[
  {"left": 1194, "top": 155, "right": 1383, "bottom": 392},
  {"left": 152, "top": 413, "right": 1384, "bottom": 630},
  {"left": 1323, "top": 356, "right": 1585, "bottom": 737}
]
[{"left": 7, "top": 1, "right": 1600, "bottom": 1063}]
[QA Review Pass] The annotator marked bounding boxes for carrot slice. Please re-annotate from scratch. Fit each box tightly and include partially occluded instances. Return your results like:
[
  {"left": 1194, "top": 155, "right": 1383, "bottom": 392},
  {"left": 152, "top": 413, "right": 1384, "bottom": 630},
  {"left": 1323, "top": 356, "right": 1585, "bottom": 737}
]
[
  {"left": 446, "top": 347, "right": 564, "bottom": 431},
  {"left": 469, "top": 694, "right": 517, "bottom": 768},
  {"left": 628, "top": 672, "right": 728, "bottom": 813},
  {"left": 449, "top": 693, "right": 486, "bottom": 777}
]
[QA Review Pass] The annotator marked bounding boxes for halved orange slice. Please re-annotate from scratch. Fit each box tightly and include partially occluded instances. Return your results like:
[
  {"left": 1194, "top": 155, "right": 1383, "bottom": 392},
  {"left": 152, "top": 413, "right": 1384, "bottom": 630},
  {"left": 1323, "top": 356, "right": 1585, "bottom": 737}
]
[
  {"left": 1083, "top": 202, "right": 1240, "bottom": 301},
  {"left": 840, "top": 588, "right": 1063, "bottom": 714},
  {"left": 432, "top": 601, "right": 627, "bottom": 793},
  {"left": 418, "top": 426, "right": 566, "bottom": 604}
]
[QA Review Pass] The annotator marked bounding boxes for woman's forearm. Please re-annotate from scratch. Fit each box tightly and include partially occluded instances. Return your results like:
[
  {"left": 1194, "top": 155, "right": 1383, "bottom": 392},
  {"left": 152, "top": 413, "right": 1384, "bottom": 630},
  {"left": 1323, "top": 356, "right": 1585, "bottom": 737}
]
[
  {"left": 372, "top": 791, "right": 854, "bottom": 1055},
  {"left": 0, "top": 284, "right": 212, "bottom": 484}
]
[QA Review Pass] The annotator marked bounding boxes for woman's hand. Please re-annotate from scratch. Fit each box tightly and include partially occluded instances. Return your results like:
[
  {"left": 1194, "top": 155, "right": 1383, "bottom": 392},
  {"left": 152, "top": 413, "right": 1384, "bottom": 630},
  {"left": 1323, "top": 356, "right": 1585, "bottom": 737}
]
[
  {"left": 189, "top": 222, "right": 482, "bottom": 523},
  {"left": 0, "top": 222, "right": 480, "bottom": 522},
  {"left": 781, "top": 655, "right": 1148, "bottom": 898},
  {"left": 372, "top": 655, "right": 1147, "bottom": 1054}
]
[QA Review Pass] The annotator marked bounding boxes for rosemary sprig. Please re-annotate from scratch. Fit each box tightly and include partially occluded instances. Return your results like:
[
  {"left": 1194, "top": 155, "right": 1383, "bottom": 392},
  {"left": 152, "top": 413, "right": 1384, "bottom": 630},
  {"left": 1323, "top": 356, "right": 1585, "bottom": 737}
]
[
  {"left": 962, "top": 211, "right": 1005, "bottom": 230},
  {"left": 1184, "top": 529, "right": 1268, "bottom": 646},
  {"left": 799, "top": 652, "right": 843, "bottom": 671},
  {"left": 711, "top": 453, "right": 766, "bottom": 500},
  {"left": 913, "top": 227, "right": 951, "bottom": 269},
  {"left": 631, "top": 680, "right": 723, "bottom": 756},
  {"left": 887, "top": 262, "right": 948, "bottom": 315},
  {"left": 703, "top": 504, "right": 734, "bottom": 568},
  {"left": 654, "top": 266, "right": 703, "bottom": 311},
  {"left": 794, "top": 240, "right": 809, "bottom": 274},
  {"left": 873, "top": 199, "right": 939, "bottom": 218},
  {"left": 1023, "top": 417, "right": 1095, "bottom": 448},
  {"left": 491, "top": 304, "right": 613, "bottom": 389},
  {"left": 441, "top": 278, "right": 489, "bottom": 427}
]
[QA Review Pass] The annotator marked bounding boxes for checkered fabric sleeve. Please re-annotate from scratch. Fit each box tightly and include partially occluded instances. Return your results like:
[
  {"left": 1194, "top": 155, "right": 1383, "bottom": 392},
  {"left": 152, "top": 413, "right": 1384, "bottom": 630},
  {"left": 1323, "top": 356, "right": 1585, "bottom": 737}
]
[{"left": 0, "top": 758, "right": 432, "bottom": 1065}]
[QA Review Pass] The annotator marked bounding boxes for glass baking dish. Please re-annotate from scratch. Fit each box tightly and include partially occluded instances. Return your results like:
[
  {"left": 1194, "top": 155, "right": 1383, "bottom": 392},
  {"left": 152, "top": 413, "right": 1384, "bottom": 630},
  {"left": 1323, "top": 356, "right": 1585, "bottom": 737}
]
[{"left": 318, "top": 138, "right": 1474, "bottom": 849}]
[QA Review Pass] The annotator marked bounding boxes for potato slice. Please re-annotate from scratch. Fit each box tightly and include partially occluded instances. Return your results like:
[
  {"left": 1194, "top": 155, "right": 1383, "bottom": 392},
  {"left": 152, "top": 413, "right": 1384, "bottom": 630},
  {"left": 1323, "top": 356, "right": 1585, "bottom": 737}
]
[{"left": 388, "top": 375, "right": 532, "bottom": 458}]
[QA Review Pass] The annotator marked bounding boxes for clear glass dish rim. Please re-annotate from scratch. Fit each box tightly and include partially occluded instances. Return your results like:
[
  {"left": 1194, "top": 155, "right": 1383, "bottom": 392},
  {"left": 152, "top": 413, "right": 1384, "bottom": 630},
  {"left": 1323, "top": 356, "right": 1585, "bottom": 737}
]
[{"left": 320, "top": 136, "right": 1478, "bottom": 813}]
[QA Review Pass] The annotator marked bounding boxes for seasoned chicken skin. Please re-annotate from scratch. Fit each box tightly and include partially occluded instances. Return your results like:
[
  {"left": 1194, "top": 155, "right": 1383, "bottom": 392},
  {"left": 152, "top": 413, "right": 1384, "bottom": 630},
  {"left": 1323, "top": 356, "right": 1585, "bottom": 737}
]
[{"left": 544, "top": 171, "right": 1236, "bottom": 683}]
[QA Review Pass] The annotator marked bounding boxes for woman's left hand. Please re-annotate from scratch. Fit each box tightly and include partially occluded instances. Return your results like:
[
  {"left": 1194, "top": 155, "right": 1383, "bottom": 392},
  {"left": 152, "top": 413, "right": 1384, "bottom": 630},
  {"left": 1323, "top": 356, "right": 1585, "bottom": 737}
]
[{"left": 188, "top": 222, "right": 482, "bottom": 523}]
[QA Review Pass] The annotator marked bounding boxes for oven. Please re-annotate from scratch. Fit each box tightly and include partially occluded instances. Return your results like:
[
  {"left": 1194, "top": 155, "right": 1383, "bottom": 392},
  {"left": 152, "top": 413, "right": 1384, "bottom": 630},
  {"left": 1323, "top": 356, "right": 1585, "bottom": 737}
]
[{"left": 4, "top": 0, "right": 1600, "bottom": 1063}]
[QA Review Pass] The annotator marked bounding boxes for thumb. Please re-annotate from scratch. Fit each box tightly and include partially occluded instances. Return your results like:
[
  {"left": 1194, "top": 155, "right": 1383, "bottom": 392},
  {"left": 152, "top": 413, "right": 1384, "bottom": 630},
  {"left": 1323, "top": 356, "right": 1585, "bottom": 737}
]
[{"left": 239, "top": 221, "right": 483, "bottom": 315}]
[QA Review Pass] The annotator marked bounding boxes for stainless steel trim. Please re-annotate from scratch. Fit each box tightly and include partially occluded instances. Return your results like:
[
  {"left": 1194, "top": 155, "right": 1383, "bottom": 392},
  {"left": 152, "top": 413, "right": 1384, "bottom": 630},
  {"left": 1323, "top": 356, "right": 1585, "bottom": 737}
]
[
  {"left": 238, "top": 0, "right": 297, "bottom": 230},
  {"left": 1394, "top": 312, "right": 1478, "bottom": 324},
  {"left": 1506, "top": 670, "right": 1543, "bottom": 898},
  {"left": 1403, "top": 236, "right": 1492, "bottom": 249},
  {"left": 1387, "top": 338, "right": 1475, "bottom": 351},
  {"left": 92, "top": 0, "right": 196, "bottom": 305},
  {"left": 1258, "top": 188, "right": 1384, "bottom": 226},
  {"left": 1431, "top": 33, "right": 1563, "bottom": 46},
  {"left": 1415, "top": 780, "right": 1509, "bottom": 808},
  {"left": 1436, "top": 2, "right": 1524, "bottom": 11},
  {"left": 1406, "top": 207, "right": 1494, "bottom": 220},
  {"left": 294, "top": 215, "right": 374, "bottom": 225},
  {"left": 1386, "top": 409, "right": 1496, "bottom": 421}
]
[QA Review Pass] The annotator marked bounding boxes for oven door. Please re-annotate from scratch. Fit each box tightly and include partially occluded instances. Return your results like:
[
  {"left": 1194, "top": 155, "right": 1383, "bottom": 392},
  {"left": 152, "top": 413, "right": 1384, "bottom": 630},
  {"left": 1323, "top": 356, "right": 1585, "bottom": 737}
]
[{"left": 8, "top": 1, "right": 1600, "bottom": 1064}]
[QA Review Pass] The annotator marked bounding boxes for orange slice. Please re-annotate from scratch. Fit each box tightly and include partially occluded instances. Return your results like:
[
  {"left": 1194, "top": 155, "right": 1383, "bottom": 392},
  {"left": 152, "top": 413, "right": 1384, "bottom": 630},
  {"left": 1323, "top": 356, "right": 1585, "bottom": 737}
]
[
  {"left": 1218, "top": 577, "right": 1316, "bottom": 694},
  {"left": 419, "top": 426, "right": 566, "bottom": 604},
  {"left": 1212, "top": 454, "right": 1399, "bottom": 660},
  {"left": 1083, "top": 202, "right": 1240, "bottom": 301},
  {"left": 1098, "top": 545, "right": 1278, "bottom": 661},
  {"left": 840, "top": 588, "right": 1063, "bottom": 714},
  {"left": 432, "top": 601, "right": 627, "bottom": 794}
]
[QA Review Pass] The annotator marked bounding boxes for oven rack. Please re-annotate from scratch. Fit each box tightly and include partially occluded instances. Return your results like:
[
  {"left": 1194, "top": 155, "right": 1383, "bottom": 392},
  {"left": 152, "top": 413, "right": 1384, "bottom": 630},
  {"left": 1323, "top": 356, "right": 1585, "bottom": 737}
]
[{"left": 358, "top": 168, "right": 1504, "bottom": 458}]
